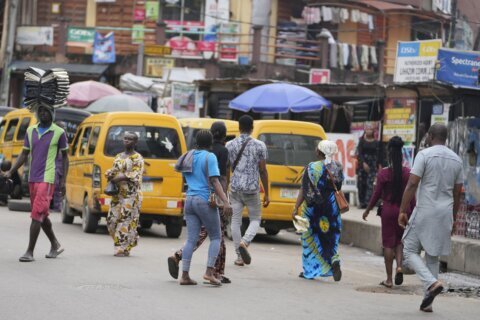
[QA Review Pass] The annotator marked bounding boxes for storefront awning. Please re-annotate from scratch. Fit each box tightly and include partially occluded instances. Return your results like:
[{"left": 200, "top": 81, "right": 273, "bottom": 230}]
[{"left": 9, "top": 61, "right": 109, "bottom": 77}]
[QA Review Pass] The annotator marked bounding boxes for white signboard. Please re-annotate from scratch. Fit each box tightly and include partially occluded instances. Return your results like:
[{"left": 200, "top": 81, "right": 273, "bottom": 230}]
[
  {"left": 431, "top": 103, "right": 450, "bottom": 126},
  {"left": 205, "top": 0, "right": 229, "bottom": 41},
  {"left": 328, "top": 133, "right": 357, "bottom": 193},
  {"left": 394, "top": 39, "right": 442, "bottom": 83},
  {"left": 16, "top": 26, "right": 53, "bottom": 46}
]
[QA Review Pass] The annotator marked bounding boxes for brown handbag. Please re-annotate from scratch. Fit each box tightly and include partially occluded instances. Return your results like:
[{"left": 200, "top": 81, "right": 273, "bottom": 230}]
[{"left": 325, "top": 167, "right": 349, "bottom": 214}]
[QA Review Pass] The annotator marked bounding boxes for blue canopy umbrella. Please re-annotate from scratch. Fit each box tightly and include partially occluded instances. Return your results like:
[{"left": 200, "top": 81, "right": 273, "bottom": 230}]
[{"left": 228, "top": 83, "right": 331, "bottom": 113}]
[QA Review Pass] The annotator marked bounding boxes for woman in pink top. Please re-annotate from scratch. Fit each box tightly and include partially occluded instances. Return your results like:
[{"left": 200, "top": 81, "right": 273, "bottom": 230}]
[{"left": 363, "top": 136, "right": 415, "bottom": 288}]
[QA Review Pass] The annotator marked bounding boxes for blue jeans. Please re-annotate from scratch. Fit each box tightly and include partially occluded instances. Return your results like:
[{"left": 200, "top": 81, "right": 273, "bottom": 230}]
[{"left": 182, "top": 196, "right": 221, "bottom": 272}]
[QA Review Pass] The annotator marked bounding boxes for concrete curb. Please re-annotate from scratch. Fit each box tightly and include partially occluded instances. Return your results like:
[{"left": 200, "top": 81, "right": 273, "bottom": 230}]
[{"left": 340, "top": 209, "right": 480, "bottom": 276}]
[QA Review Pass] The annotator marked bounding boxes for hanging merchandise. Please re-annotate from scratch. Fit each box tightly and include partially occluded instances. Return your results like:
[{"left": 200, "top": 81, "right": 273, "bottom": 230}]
[
  {"left": 93, "top": 31, "right": 116, "bottom": 64},
  {"left": 351, "top": 9, "right": 360, "bottom": 23},
  {"left": 331, "top": 7, "right": 340, "bottom": 24},
  {"left": 329, "top": 43, "right": 338, "bottom": 68},
  {"left": 322, "top": 6, "right": 333, "bottom": 22},
  {"left": 360, "top": 12, "right": 369, "bottom": 25},
  {"left": 350, "top": 44, "right": 359, "bottom": 70},
  {"left": 368, "top": 15, "right": 374, "bottom": 31},
  {"left": 369, "top": 46, "right": 378, "bottom": 67},
  {"left": 342, "top": 43, "right": 349, "bottom": 67},
  {"left": 337, "top": 43, "right": 344, "bottom": 70},
  {"left": 302, "top": 7, "right": 321, "bottom": 25},
  {"left": 340, "top": 8, "right": 349, "bottom": 23},
  {"left": 360, "top": 45, "right": 369, "bottom": 70}
]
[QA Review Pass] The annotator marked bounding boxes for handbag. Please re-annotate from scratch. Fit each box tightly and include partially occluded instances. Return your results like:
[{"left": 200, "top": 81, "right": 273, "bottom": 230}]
[
  {"left": 325, "top": 167, "right": 349, "bottom": 214},
  {"left": 204, "top": 153, "right": 227, "bottom": 209},
  {"left": 104, "top": 181, "right": 119, "bottom": 196}
]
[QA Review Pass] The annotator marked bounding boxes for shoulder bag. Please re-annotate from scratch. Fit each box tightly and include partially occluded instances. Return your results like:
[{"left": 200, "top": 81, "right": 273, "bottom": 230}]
[
  {"left": 204, "top": 152, "right": 226, "bottom": 209},
  {"left": 231, "top": 138, "right": 251, "bottom": 172},
  {"left": 325, "top": 167, "right": 349, "bottom": 214}
]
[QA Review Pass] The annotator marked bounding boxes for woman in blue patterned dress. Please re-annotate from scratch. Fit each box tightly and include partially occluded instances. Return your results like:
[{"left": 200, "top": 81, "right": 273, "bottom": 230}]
[{"left": 292, "top": 140, "right": 344, "bottom": 281}]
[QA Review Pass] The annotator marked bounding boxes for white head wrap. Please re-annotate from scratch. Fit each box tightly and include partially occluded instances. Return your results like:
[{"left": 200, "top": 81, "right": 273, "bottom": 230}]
[{"left": 317, "top": 140, "right": 338, "bottom": 164}]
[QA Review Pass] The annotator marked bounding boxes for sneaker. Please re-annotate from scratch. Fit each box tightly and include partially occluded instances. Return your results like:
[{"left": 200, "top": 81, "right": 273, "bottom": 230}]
[
  {"left": 234, "top": 257, "right": 245, "bottom": 266},
  {"left": 239, "top": 242, "right": 251, "bottom": 265},
  {"left": 332, "top": 260, "right": 342, "bottom": 282}
]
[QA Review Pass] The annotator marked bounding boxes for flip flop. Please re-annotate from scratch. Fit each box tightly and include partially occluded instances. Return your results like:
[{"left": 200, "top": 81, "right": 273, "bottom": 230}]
[
  {"left": 379, "top": 281, "right": 393, "bottom": 288},
  {"left": 179, "top": 279, "right": 197, "bottom": 286},
  {"left": 395, "top": 272, "right": 404, "bottom": 285},
  {"left": 203, "top": 276, "right": 222, "bottom": 286},
  {"left": 238, "top": 243, "right": 251, "bottom": 265},
  {"left": 168, "top": 256, "right": 180, "bottom": 279},
  {"left": 19, "top": 255, "right": 34, "bottom": 262},
  {"left": 220, "top": 276, "right": 231, "bottom": 284},
  {"left": 45, "top": 247, "right": 64, "bottom": 259}
]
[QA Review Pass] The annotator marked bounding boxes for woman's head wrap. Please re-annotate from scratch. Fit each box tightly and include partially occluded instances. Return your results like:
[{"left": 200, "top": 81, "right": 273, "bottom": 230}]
[{"left": 317, "top": 140, "right": 338, "bottom": 164}]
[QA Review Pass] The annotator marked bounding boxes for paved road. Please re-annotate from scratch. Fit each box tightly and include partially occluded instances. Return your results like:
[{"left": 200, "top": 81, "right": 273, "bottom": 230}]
[{"left": 0, "top": 206, "right": 479, "bottom": 320}]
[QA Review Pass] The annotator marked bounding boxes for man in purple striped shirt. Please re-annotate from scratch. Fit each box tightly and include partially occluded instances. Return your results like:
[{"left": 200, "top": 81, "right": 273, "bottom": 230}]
[{"left": 5, "top": 106, "right": 69, "bottom": 262}]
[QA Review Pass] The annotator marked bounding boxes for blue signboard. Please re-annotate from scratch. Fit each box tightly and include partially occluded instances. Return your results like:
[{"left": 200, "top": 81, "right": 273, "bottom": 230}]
[
  {"left": 93, "top": 31, "right": 116, "bottom": 64},
  {"left": 436, "top": 48, "right": 480, "bottom": 89}
]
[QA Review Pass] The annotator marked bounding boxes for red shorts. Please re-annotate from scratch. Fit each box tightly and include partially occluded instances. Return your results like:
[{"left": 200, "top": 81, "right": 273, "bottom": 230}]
[{"left": 29, "top": 182, "right": 54, "bottom": 222}]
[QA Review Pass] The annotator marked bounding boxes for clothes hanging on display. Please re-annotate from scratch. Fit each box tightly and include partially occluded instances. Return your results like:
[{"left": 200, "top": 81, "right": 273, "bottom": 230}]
[
  {"left": 342, "top": 43, "right": 349, "bottom": 67},
  {"left": 350, "top": 44, "right": 360, "bottom": 70},
  {"left": 340, "top": 8, "right": 349, "bottom": 23},
  {"left": 351, "top": 9, "right": 360, "bottom": 23},
  {"left": 331, "top": 7, "right": 340, "bottom": 24},
  {"left": 337, "top": 43, "right": 344, "bottom": 70},
  {"left": 360, "top": 45, "right": 369, "bottom": 71},
  {"left": 302, "top": 7, "right": 321, "bottom": 25},
  {"left": 330, "top": 43, "right": 338, "bottom": 68},
  {"left": 370, "top": 46, "right": 378, "bottom": 67},
  {"left": 322, "top": 6, "right": 333, "bottom": 22},
  {"left": 360, "top": 12, "right": 369, "bottom": 25},
  {"left": 368, "top": 15, "right": 375, "bottom": 31}
]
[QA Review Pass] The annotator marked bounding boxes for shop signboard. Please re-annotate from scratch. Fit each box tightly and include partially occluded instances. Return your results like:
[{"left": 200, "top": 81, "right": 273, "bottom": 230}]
[
  {"left": 16, "top": 26, "right": 53, "bottom": 46},
  {"left": 382, "top": 98, "right": 416, "bottom": 143},
  {"left": 93, "top": 32, "right": 116, "bottom": 64},
  {"left": 309, "top": 69, "right": 331, "bottom": 84},
  {"left": 431, "top": 103, "right": 450, "bottom": 126},
  {"left": 145, "top": 1, "right": 159, "bottom": 20},
  {"left": 144, "top": 45, "right": 171, "bottom": 56},
  {"left": 204, "top": 0, "right": 229, "bottom": 42},
  {"left": 394, "top": 39, "right": 441, "bottom": 83},
  {"left": 144, "top": 57, "right": 175, "bottom": 77},
  {"left": 67, "top": 27, "right": 95, "bottom": 47},
  {"left": 134, "top": 7, "right": 146, "bottom": 21},
  {"left": 218, "top": 23, "right": 240, "bottom": 62},
  {"left": 166, "top": 37, "right": 215, "bottom": 58},
  {"left": 436, "top": 48, "right": 480, "bottom": 89},
  {"left": 329, "top": 133, "right": 357, "bottom": 193},
  {"left": 171, "top": 83, "right": 199, "bottom": 118}
]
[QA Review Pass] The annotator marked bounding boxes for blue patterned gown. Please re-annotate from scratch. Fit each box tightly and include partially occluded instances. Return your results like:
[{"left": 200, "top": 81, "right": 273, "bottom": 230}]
[{"left": 300, "top": 161, "right": 344, "bottom": 279}]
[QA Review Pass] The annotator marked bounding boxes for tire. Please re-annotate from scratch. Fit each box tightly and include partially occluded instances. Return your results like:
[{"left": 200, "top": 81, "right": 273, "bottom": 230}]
[
  {"left": 82, "top": 197, "right": 99, "bottom": 233},
  {"left": 140, "top": 219, "right": 153, "bottom": 229},
  {"left": 7, "top": 199, "right": 31, "bottom": 212},
  {"left": 165, "top": 218, "right": 182, "bottom": 238},
  {"left": 265, "top": 227, "right": 280, "bottom": 236},
  {"left": 61, "top": 198, "right": 74, "bottom": 224}
]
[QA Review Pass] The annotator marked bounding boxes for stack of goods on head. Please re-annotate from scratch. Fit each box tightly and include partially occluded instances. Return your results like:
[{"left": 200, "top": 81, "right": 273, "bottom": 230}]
[{"left": 24, "top": 67, "right": 70, "bottom": 112}]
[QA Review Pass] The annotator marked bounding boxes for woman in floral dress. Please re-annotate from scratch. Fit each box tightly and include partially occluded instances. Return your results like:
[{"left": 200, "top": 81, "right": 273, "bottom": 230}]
[{"left": 106, "top": 132, "right": 144, "bottom": 257}]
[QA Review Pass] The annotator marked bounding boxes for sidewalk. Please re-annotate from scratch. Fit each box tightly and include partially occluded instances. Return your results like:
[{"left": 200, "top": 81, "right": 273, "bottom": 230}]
[{"left": 341, "top": 208, "right": 480, "bottom": 276}]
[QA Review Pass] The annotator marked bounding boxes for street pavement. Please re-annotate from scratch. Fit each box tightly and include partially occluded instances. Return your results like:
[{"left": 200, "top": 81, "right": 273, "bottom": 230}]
[{"left": 0, "top": 206, "right": 479, "bottom": 320}]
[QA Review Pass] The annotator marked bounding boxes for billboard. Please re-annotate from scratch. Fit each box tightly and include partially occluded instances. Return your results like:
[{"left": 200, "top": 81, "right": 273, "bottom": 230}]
[
  {"left": 382, "top": 98, "right": 416, "bottom": 143},
  {"left": 436, "top": 48, "right": 480, "bottom": 89},
  {"left": 394, "top": 39, "right": 441, "bottom": 83}
]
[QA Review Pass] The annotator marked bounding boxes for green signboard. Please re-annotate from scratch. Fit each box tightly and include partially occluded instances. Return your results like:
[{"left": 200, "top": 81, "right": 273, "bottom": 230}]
[{"left": 67, "top": 27, "right": 95, "bottom": 44}]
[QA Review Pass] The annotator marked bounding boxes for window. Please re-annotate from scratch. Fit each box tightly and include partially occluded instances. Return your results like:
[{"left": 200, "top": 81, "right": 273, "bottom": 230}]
[
  {"left": 79, "top": 127, "right": 92, "bottom": 156},
  {"left": 71, "top": 128, "right": 83, "bottom": 156},
  {"left": 4, "top": 119, "right": 19, "bottom": 142},
  {"left": 0, "top": 120, "right": 6, "bottom": 141},
  {"left": 258, "top": 133, "right": 322, "bottom": 166},
  {"left": 104, "top": 126, "right": 182, "bottom": 159},
  {"left": 16, "top": 118, "right": 31, "bottom": 141},
  {"left": 88, "top": 127, "right": 101, "bottom": 155}
]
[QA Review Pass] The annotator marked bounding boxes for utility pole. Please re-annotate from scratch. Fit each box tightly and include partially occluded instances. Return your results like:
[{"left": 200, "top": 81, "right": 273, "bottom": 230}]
[
  {"left": 0, "top": 0, "right": 19, "bottom": 106},
  {"left": 448, "top": 0, "right": 457, "bottom": 48}
]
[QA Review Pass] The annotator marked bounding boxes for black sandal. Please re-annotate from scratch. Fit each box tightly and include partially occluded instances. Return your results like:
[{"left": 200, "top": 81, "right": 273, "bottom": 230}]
[
  {"left": 395, "top": 272, "right": 404, "bottom": 285},
  {"left": 220, "top": 276, "right": 231, "bottom": 284}
]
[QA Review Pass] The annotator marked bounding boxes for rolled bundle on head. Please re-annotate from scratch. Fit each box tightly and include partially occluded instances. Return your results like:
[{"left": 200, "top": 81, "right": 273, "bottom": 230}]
[
  {"left": 317, "top": 140, "right": 338, "bottom": 164},
  {"left": 23, "top": 67, "right": 70, "bottom": 117}
]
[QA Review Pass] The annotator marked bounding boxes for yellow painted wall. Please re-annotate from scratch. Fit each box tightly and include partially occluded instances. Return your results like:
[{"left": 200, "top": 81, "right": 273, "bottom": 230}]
[
  {"left": 231, "top": 0, "right": 253, "bottom": 61},
  {"left": 86, "top": 0, "right": 96, "bottom": 27},
  {"left": 268, "top": 0, "right": 278, "bottom": 63},
  {"left": 386, "top": 14, "right": 411, "bottom": 74}
]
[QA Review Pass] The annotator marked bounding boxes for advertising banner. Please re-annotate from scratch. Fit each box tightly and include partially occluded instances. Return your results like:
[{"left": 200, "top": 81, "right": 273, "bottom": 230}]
[
  {"left": 431, "top": 103, "right": 450, "bottom": 126},
  {"left": 144, "top": 57, "right": 175, "bottom": 77},
  {"left": 205, "top": 0, "right": 229, "bottom": 42},
  {"left": 394, "top": 39, "right": 442, "bottom": 83},
  {"left": 145, "top": 1, "right": 159, "bottom": 20},
  {"left": 436, "top": 48, "right": 480, "bottom": 89},
  {"left": 171, "top": 83, "right": 198, "bottom": 118},
  {"left": 309, "top": 69, "right": 331, "bottom": 84},
  {"left": 382, "top": 98, "right": 416, "bottom": 142},
  {"left": 218, "top": 23, "right": 240, "bottom": 61},
  {"left": 67, "top": 27, "right": 95, "bottom": 47},
  {"left": 134, "top": 7, "right": 146, "bottom": 21},
  {"left": 93, "top": 32, "right": 116, "bottom": 64},
  {"left": 132, "top": 25, "right": 145, "bottom": 43},
  {"left": 351, "top": 121, "right": 382, "bottom": 141},
  {"left": 329, "top": 133, "right": 358, "bottom": 192},
  {"left": 166, "top": 37, "right": 215, "bottom": 58},
  {"left": 16, "top": 26, "right": 53, "bottom": 46}
]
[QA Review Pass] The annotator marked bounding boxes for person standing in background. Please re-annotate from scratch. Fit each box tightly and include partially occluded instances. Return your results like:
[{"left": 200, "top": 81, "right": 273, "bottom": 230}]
[
  {"left": 227, "top": 115, "right": 269, "bottom": 267},
  {"left": 363, "top": 136, "right": 415, "bottom": 288},
  {"left": 51, "top": 121, "right": 66, "bottom": 212},
  {"left": 356, "top": 123, "right": 383, "bottom": 209},
  {"left": 399, "top": 124, "right": 463, "bottom": 312}
]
